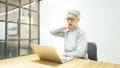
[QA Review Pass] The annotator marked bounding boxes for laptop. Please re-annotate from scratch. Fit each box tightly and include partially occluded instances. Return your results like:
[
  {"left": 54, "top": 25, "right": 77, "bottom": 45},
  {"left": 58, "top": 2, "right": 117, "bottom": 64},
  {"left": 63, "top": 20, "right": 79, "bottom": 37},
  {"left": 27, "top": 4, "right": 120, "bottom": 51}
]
[{"left": 30, "top": 44, "right": 73, "bottom": 63}]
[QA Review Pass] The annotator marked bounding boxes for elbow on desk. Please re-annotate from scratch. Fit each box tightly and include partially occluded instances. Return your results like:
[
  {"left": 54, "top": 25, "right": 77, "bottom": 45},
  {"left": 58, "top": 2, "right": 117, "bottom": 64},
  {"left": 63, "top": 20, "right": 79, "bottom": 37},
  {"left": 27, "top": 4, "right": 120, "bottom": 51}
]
[
  {"left": 75, "top": 51, "right": 85, "bottom": 58},
  {"left": 65, "top": 51, "right": 85, "bottom": 58}
]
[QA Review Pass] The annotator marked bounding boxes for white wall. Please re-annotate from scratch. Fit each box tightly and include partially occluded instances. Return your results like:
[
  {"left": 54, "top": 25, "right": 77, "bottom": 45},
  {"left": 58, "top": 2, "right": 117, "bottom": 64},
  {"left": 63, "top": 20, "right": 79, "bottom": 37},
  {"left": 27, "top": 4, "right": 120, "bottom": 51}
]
[{"left": 40, "top": 0, "right": 120, "bottom": 64}]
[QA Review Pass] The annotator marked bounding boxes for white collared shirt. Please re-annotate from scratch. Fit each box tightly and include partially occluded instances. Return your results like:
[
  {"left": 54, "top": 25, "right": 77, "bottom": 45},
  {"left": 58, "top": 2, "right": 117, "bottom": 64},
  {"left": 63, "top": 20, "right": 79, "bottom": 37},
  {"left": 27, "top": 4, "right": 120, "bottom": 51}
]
[{"left": 50, "top": 26, "right": 88, "bottom": 59}]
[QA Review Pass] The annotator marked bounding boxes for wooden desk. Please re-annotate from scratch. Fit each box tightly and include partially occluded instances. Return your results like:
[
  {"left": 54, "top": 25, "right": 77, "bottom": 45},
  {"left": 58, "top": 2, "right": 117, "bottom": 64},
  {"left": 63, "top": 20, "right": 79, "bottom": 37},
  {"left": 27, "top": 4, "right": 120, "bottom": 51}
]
[{"left": 0, "top": 54, "right": 120, "bottom": 68}]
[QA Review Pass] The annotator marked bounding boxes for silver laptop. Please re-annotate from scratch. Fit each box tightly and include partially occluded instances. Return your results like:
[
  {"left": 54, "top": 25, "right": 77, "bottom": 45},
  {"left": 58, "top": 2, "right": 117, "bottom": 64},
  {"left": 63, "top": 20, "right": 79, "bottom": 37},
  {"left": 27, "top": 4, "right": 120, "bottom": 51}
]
[{"left": 30, "top": 44, "right": 73, "bottom": 63}]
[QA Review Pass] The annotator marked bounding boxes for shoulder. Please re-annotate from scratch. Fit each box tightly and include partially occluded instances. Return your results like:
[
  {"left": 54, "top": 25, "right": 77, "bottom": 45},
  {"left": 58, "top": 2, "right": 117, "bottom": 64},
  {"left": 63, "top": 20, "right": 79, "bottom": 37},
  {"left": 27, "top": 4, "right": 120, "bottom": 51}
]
[{"left": 76, "top": 27, "right": 87, "bottom": 38}]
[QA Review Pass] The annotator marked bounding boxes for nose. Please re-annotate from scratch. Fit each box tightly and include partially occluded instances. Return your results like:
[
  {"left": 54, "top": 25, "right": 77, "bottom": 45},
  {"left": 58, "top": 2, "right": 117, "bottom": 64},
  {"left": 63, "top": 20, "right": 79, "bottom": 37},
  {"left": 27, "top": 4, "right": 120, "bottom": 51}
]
[{"left": 68, "top": 20, "right": 72, "bottom": 24}]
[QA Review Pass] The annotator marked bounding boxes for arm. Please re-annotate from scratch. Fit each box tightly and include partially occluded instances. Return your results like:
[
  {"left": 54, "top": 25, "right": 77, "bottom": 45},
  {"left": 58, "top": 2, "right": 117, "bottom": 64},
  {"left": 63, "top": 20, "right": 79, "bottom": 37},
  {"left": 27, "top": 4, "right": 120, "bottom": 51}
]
[
  {"left": 65, "top": 32, "right": 87, "bottom": 58},
  {"left": 50, "top": 26, "right": 67, "bottom": 37}
]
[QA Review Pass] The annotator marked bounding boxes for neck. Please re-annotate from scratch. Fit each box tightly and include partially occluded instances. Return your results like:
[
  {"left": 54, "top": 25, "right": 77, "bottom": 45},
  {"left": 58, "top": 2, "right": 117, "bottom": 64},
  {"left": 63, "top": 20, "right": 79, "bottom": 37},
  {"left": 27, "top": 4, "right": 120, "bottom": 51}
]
[{"left": 69, "top": 26, "right": 78, "bottom": 30}]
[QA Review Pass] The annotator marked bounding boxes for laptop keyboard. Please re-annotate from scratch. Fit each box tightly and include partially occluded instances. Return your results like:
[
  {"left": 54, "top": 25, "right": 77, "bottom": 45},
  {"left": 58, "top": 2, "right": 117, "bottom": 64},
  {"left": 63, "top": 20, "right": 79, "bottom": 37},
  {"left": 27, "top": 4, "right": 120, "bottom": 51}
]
[
  {"left": 61, "top": 58, "right": 68, "bottom": 61},
  {"left": 60, "top": 56, "right": 73, "bottom": 62}
]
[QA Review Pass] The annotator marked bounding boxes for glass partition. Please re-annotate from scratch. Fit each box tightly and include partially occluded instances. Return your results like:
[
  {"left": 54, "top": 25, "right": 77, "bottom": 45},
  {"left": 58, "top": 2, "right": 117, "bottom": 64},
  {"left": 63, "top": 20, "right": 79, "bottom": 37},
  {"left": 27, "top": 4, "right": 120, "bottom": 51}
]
[
  {"left": 31, "top": 12, "right": 38, "bottom": 25},
  {"left": 20, "top": 40, "right": 29, "bottom": 55},
  {"left": 8, "top": 23, "right": 18, "bottom": 39},
  {"left": 20, "top": 8, "right": 29, "bottom": 24},
  {"left": 0, "top": 2, "right": 5, "bottom": 20},
  {"left": 0, "top": 0, "right": 39, "bottom": 59},
  {"left": 7, "top": 5, "right": 19, "bottom": 22},
  {"left": 8, "top": 0, "right": 19, "bottom": 6},
  {"left": 31, "top": 25, "right": 38, "bottom": 38},
  {"left": 20, "top": 24, "right": 29, "bottom": 39},
  {"left": 6, "top": 40, "right": 18, "bottom": 58},
  {"left": 0, "top": 22, "right": 5, "bottom": 39},
  {"left": 0, "top": 41, "right": 5, "bottom": 59}
]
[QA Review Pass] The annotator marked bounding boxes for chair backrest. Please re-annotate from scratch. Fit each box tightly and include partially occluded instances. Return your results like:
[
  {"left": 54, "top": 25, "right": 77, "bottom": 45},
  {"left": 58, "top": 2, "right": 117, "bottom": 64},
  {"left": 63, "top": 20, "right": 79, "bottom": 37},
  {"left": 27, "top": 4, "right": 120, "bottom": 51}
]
[{"left": 87, "top": 42, "right": 97, "bottom": 60}]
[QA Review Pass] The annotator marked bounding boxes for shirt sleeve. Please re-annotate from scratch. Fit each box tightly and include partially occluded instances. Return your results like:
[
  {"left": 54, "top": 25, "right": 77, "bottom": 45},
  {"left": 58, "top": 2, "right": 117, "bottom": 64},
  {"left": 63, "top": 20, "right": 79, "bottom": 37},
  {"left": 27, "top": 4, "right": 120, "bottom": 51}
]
[
  {"left": 65, "top": 31, "right": 87, "bottom": 58},
  {"left": 50, "top": 26, "right": 66, "bottom": 37}
]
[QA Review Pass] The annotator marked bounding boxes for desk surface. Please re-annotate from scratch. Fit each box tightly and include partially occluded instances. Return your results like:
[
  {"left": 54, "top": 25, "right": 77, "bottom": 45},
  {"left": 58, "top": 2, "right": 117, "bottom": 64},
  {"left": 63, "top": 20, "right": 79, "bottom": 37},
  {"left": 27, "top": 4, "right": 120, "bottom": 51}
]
[{"left": 0, "top": 54, "right": 120, "bottom": 68}]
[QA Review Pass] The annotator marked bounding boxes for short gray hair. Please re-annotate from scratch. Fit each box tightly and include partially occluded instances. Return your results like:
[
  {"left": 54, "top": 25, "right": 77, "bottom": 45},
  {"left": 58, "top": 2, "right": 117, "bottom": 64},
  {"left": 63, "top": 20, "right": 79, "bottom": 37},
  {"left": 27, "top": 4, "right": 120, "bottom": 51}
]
[{"left": 68, "top": 9, "right": 80, "bottom": 18}]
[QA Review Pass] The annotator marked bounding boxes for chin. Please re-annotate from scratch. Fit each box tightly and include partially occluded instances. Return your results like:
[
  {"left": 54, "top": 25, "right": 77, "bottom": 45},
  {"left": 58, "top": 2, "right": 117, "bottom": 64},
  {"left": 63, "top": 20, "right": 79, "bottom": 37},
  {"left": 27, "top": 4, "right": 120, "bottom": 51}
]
[{"left": 68, "top": 27, "right": 73, "bottom": 29}]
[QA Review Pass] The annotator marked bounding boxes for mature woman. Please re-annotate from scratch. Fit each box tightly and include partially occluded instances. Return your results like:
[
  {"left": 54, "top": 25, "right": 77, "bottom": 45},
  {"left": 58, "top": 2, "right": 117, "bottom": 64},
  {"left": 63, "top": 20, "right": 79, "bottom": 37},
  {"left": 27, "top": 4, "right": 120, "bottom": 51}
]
[{"left": 50, "top": 10, "right": 88, "bottom": 59}]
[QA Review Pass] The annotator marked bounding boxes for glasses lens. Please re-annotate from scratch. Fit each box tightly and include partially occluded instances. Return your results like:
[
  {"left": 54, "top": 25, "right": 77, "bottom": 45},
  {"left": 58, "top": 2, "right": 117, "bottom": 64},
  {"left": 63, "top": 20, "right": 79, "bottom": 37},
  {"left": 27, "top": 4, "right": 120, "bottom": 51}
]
[{"left": 65, "top": 18, "right": 75, "bottom": 21}]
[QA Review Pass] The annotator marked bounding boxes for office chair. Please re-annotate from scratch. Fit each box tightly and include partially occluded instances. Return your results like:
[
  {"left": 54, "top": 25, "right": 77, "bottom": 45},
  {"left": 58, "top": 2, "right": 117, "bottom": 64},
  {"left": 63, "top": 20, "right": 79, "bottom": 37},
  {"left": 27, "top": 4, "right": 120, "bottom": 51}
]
[{"left": 87, "top": 42, "right": 97, "bottom": 60}]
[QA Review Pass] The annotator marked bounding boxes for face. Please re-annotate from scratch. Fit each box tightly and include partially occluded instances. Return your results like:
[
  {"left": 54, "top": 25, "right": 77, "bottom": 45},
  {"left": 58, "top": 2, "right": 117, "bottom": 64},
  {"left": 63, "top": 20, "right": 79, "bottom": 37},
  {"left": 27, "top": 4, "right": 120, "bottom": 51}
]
[{"left": 66, "top": 14, "right": 79, "bottom": 29}]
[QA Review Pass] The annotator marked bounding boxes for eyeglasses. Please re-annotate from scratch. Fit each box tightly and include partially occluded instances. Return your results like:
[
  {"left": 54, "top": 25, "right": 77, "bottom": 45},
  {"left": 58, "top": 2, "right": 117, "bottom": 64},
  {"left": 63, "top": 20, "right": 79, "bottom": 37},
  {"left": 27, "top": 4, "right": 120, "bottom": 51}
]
[{"left": 65, "top": 17, "right": 76, "bottom": 21}]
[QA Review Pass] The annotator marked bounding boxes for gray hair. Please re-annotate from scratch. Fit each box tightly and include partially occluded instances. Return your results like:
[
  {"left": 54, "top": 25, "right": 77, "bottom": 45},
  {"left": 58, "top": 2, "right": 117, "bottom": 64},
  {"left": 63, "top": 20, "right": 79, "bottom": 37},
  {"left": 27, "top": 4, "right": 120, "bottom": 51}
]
[{"left": 68, "top": 9, "right": 80, "bottom": 18}]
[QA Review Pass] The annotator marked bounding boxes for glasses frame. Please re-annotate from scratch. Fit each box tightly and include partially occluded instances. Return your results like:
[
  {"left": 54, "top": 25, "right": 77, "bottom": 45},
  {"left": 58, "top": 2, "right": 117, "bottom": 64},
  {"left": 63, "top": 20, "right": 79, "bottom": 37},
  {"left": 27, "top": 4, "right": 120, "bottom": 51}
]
[{"left": 65, "top": 17, "right": 77, "bottom": 22}]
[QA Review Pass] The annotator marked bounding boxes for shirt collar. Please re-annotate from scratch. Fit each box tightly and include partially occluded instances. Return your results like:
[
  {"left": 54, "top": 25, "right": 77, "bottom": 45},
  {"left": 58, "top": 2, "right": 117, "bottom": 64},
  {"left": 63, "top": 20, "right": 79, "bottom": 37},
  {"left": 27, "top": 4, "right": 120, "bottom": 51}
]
[{"left": 68, "top": 26, "right": 79, "bottom": 31}]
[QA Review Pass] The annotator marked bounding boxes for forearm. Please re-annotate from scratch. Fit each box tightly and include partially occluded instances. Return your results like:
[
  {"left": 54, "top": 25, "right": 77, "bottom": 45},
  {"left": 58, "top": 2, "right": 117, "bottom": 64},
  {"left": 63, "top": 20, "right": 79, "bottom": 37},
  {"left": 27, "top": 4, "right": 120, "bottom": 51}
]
[
  {"left": 65, "top": 50, "right": 84, "bottom": 58},
  {"left": 50, "top": 26, "right": 66, "bottom": 37}
]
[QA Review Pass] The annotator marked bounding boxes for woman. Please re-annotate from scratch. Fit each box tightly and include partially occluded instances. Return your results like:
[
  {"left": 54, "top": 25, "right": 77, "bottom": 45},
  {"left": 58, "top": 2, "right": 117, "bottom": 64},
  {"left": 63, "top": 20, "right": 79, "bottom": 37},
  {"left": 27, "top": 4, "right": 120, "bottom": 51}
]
[{"left": 50, "top": 10, "right": 88, "bottom": 59}]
